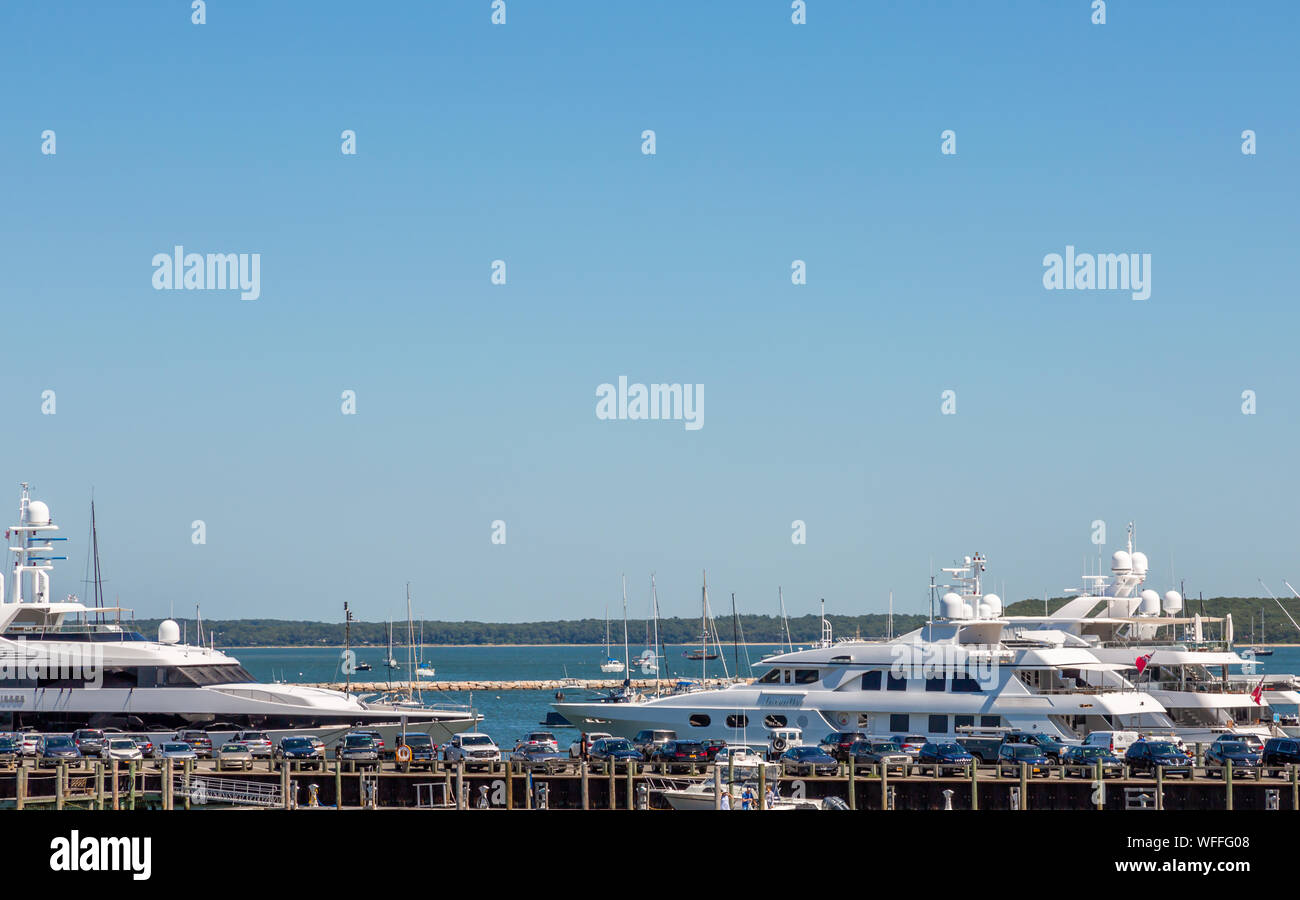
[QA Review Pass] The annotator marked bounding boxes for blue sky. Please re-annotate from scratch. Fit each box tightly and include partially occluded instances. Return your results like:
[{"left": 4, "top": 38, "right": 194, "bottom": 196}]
[{"left": 1, "top": 2, "right": 1297, "bottom": 625}]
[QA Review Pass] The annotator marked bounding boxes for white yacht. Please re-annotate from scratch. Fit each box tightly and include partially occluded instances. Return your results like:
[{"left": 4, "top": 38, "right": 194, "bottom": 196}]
[
  {"left": 0, "top": 484, "right": 481, "bottom": 746},
  {"left": 1008, "top": 525, "right": 1300, "bottom": 742},
  {"left": 554, "top": 554, "right": 1165, "bottom": 744}
]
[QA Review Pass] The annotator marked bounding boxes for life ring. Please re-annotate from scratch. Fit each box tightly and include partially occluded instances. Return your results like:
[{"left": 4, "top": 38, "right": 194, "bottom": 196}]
[
  {"left": 772, "top": 737, "right": 787, "bottom": 752},
  {"left": 396, "top": 745, "right": 412, "bottom": 763},
  {"left": 835, "top": 712, "right": 851, "bottom": 728}
]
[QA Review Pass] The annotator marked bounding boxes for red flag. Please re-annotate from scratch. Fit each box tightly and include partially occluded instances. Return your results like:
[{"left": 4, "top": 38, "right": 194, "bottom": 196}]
[
  {"left": 1251, "top": 677, "right": 1266, "bottom": 705},
  {"left": 1135, "top": 652, "right": 1154, "bottom": 674}
]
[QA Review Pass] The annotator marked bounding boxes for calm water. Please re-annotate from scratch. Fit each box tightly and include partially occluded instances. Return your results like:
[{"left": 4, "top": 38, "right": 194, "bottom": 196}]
[
  {"left": 236, "top": 643, "right": 791, "bottom": 746},
  {"left": 232, "top": 644, "right": 1300, "bottom": 747}
]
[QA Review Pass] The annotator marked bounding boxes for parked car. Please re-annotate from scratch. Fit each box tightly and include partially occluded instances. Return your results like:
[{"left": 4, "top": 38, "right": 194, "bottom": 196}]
[
  {"left": 819, "top": 731, "right": 868, "bottom": 761},
  {"left": 509, "top": 746, "right": 567, "bottom": 772},
  {"left": 1081, "top": 730, "right": 1140, "bottom": 755},
  {"left": 336, "top": 733, "right": 380, "bottom": 769},
  {"left": 1212, "top": 733, "right": 1265, "bottom": 753},
  {"left": 700, "top": 738, "right": 728, "bottom": 761},
  {"left": 1060, "top": 744, "right": 1123, "bottom": 776},
  {"left": 569, "top": 732, "right": 613, "bottom": 759},
  {"left": 173, "top": 729, "right": 213, "bottom": 758},
  {"left": 587, "top": 738, "right": 643, "bottom": 763},
  {"left": 351, "top": 730, "right": 386, "bottom": 756},
  {"left": 848, "top": 739, "right": 911, "bottom": 772},
  {"left": 1005, "top": 732, "right": 1076, "bottom": 762},
  {"left": 125, "top": 734, "right": 154, "bottom": 757},
  {"left": 73, "top": 729, "right": 106, "bottom": 757},
  {"left": 1125, "top": 740, "right": 1193, "bottom": 778},
  {"left": 275, "top": 736, "right": 325, "bottom": 769},
  {"left": 1205, "top": 740, "right": 1262, "bottom": 771},
  {"left": 20, "top": 733, "right": 41, "bottom": 758},
  {"left": 997, "top": 743, "right": 1053, "bottom": 777},
  {"left": 515, "top": 732, "right": 559, "bottom": 752},
  {"left": 1142, "top": 732, "right": 1192, "bottom": 758},
  {"left": 766, "top": 727, "right": 804, "bottom": 758},
  {"left": 394, "top": 733, "right": 437, "bottom": 771},
  {"left": 38, "top": 735, "right": 83, "bottom": 767},
  {"left": 216, "top": 742, "right": 254, "bottom": 771},
  {"left": 632, "top": 729, "right": 677, "bottom": 757},
  {"left": 1262, "top": 737, "right": 1300, "bottom": 768},
  {"left": 650, "top": 740, "right": 708, "bottom": 768},
  {"left": 779, "top": 745, "right": 839, "bottom": 776},
  {"left": 102, "top": 737, "right": 144, "bottom": 761},
  {"left": 955, "top": 735, "right": 1003, "bottom": 763},
  {"left": 444, "top": 733, "right": 501, "bottom": 769},
  {"left": 233, "top": 730, "right": 274, "bottom": 758},
  {"left": 154, "top": 742, "right": 199, "bottom": 762},
  {"left": 0, "top": 736, "right": 22, "bottom": 764},
  {"left": 918, "top": 741, "right": 973, "bottom": 766},
  {"left": 889, "top": 734, "right": 928, "bottom": 757}
]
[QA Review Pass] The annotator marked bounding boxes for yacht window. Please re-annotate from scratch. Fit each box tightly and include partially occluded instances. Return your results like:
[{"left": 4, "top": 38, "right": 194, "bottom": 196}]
[
  {"left": 861, "top": 671, "right": 882, "bottom": 691},
  {"left": 925, "top": 676, "right": 945, "bottom": 692},
  {"left": 886, "top": 673, "right": 907, "bottom": 692},
  {"left": 928, "top": 715, "right": 947, "bottom": 734},
  {"left": 794, "top": 670, "right": 819, "bottom": 685},
  {"left": 954, "top": 715, "right": 975, "bottom": 730},
  {"left": 763, "top": 715, "right": 787, "bottom": 728},
  {"left": 689, "top": 714, "right": 710, "bottom": 728},
  {"left": 889, "top": 714, "right": 910, "bottom": 732},
  {"left": 756, "top": 669, "right": 782, "bottom": 684},
  {"left": 951, "top": 677, "right": 982, "bottom": 693},
  {"left": 725, "top": 714, "right": 748, "bottom": 728},
  {"left": 980, "top": 716, "right": 1001, "bottom": 728}
]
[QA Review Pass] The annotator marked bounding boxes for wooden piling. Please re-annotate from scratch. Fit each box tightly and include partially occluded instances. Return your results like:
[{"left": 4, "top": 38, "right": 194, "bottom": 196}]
[
  {"left": 848, "top": 759, "right": 855, "bottom": 810},
  {"left": 758, "top": 762, "right": 767, "bottom": 810},
  {"left": 16, "top": 766, "right": 26, "bottom": 810},
  {"left": 335, "top": 758, "right": 343, "bottom": 809},
  {"left": 625, "top": 759, "right": 634, "bottom": 810},
  {"left": 1223, "top": 762, "right": 1231, "bottom": 810},
  {"left": 454, "top": 761, "right": 464, "bottom": 811},
  {"left": 607, "top": 760, "right": 615, "bottom": 810},
  {"left": 970, "top": 761, "right": 978, "bottom": 811},
  {"left": 1019, "top": 762, "right": 1028, "bottom": 810},
  {"left": 506, "top": 760, "right": 514, "bottom": 810},
  {"left": 95, "top": 761, "right": 104, "bottom": 811},
  {"left": 111, "top": 760, "right": 119, "bottom": 810},
  {"left": 56, "top": 762, "right": 65, "bottom": 810},
  {"left": 580, "top": 760, "right": 589, "bottom": 810}
]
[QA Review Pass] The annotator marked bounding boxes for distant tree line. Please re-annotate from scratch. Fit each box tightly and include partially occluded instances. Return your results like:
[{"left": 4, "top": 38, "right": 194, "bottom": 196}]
[{"left": 129, "top": 595, "right": 1300, "bottom": 647}]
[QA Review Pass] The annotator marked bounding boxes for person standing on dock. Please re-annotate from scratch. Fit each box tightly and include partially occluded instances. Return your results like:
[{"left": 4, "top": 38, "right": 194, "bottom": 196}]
[{"left": 719, "top": 789, "right": 731, "bottom": 810}]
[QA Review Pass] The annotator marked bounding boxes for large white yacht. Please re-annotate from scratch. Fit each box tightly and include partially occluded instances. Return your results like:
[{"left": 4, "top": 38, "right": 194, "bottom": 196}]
[
  {"left": 0, "top": 484, "right": 481, "bottom": 746},
  {"left": 1006, "top": 525, "right": 1300, "bottom": 742},
  {"left": 554, "top": 554, "right": 1168, "bottom": 743}
]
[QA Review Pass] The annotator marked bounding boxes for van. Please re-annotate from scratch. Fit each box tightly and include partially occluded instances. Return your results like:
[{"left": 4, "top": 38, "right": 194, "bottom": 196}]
[{"left": 1082, "top": 730, "right": 1140, "bottom": 754}]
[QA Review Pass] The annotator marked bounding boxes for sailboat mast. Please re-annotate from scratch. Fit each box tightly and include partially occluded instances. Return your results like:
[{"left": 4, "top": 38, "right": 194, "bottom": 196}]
[
  {"left": 731, "top": 592, "right": 739, "bottom": 683},
  {"left": 651, "top": 573, "right": 660, "bottom": 695},
  {"left": 90, "top": 498, "right": 104, "bottom": 624},
  {"left": 406, "top": 582, "right": 415, "bottom": 698},
  {"left": 344, "top": 601, "right": 352, "bottom": 695},
  {"left": 701, "top": 570, "right": 708, "bottom": 681},
  {"left": 621, "top": 574, "right": 631, "bottom": 689}
]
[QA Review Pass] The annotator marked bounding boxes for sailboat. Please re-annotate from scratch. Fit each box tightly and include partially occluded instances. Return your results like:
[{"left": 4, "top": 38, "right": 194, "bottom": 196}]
[
  {"left": 384, "top": 620, "right": 400, "bottom": 669},
  {"left": 683, "top": 570, "right": 719, "bottom": 661},
  {"left": 415, "top": 619, "right": 436, "bottom": 677},
  {"left": 1252, "top": 607, "right": 1274, "bottom": 656},
  {"left": 600, "top": 605, "right": 625, "bottom": 672}
]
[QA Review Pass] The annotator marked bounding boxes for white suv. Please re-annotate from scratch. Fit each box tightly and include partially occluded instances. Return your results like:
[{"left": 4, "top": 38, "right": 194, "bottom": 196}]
[
  {"left": 445, "top": 733, "right": 501, "bottom": 768},
  {"left": 569, "top": 732, "right": 613, "bottom": 758}
]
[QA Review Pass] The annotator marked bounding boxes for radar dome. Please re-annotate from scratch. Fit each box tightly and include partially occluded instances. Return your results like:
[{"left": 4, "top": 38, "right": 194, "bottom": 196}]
[
  {"left": 1110, "top": 550, "right": 1132, "bottom": 573},
  {"left": 977, "top": 603, "right": 992, "bottom": 618},
  {"left": 24, "top": 500, "right": 51, "bottom": 526},
  {"left": 1162, "top": 591, "right": 1183, "bottom": 615},
  {"left": 1138, "top": 589, "right": 1160, "bottom": 616},
  {"left": 983, "top": 594, "right": 1003, "bottom": 616},
  {"left": 1130, "top": 552, "right": 1149, "bottom": 575},
  {"left": 941, "top": 593, "right": 964, "bottom": 619},
  {"left": 158, "top": 620, "right": 180, "bottom": 644}
]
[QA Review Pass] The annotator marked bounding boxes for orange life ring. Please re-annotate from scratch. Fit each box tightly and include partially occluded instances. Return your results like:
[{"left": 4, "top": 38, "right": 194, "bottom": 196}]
[{"left": 396, "top": 745, "right": 412, "bottom": 763}]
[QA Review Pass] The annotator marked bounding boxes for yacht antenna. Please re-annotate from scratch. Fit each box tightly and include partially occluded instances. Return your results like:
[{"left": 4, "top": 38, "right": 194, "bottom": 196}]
[
  {"left": 1271, "top": 581, "right": 1300, "bottom": 636},
  {"left": 928, "top": 575, "right": 936, "bottom": 642}
]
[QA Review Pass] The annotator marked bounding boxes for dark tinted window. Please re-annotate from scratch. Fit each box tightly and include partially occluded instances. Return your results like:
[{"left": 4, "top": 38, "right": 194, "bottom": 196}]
[
  {"left": 886, "top": 673, "right": 907, "bottom": 692},
  {"left": 954, "top": 715, "right": 975, "bottom": 729},
  {"left": 861, "top": 671, "right": 882, "bottom": 691},
  {"left": 928, "top": 715, "right": 947, "bottom": 734},
  {"left": 925, "top": 676, "right": 945, "bottom": 692},
  {"left": 794, "top": 670, "right": 819, "bottom": 684},
  {"left": 980, "top": 716, "right": 1000, "bottom": 728},
  {"left": 688, "top": 714, "right": 710, "bottom": 728},
  {"left": 725, "top": 714, "right": 748, "bottom": 728},
  {"left": 889, "top": 714, "right": 909, "bottom": 732}
]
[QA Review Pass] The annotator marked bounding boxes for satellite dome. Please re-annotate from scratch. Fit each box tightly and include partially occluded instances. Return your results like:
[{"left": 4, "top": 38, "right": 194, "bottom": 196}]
[
  {"left": 1130, "top": 551, "right": 1149, "bottom": 575},
  {"left": 1162, "top": 591, "right": 1183, "bottom": 615},
  {"left": 977, "top": 603, "right": 992, "bottom": 618},
  {"left": 1138, "top": 589, "right": 1160, "bottom": 616},
  {"left": 158, "top": 620, "right": 181, "bottom": 644},
  {"left": 24, "top": 500, "right": 51, "bottom": 526},
  {"left": 1110, "top": 550, "right": 1132, "bottom": 573},
  {"left": 983, "top": 594, "right": 1003, "bottom": 616},
  {"left": 941, "top": 593, "right": 964, "bottom": 619}
]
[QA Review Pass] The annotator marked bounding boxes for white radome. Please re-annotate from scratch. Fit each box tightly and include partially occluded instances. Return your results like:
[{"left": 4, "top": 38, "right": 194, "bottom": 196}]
[
  {"left": 1130, "top": 551, "right": 1149, "bottom": 575},
  {"left": 1110, "top": 550, "right": 1132, "bottom": 573},
  {"left": 25, "top": 500, "right": 51, "bottom": 525},
  {"left": 158, "top": 620, "right": 181, "bottom": 644},
  {"left": 1138, "top": 589, "right": 1161, "bottom": 616},
  {"left": 1163, "top": 591, "right": 1183, "bottom": 614},
  {"left": 983, "top": 594, "right": 1003, "bottom": 616}
]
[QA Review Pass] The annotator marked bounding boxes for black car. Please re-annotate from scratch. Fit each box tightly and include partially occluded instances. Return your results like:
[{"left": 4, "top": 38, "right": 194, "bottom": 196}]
[
  {"left": 1205, "top": 741, "right": 1262, "bottom": 772},
  {"left": 1125, "top": 740, "right": 1193, "bottom": 778},
  {"left": 819, "top": 731, "right": 868, "bottom": 761},
  {"left": 1060, "top": 744, "right": 1123, "bottom": 777},
  {"left": 394, "top": 733, "right": 437, "bottom": 771},
  {"left": 700, "top": 738, "right": 727, "bottom": 761},
  {"left": 275, "top": 736, "right": 325, "bottom": 769},
  {"left": 650, "top": 740, "right": 707, "bottom": 768},
  {"left": 917, "top": 741, "right": 974, "bottom": 766},
  {"left": 1005, "top": 733, "right": 1075, "bottom": 762},
  {"left": 997, "top": 743, "right": 1053, "bottom": 777},
  {"left": 588, "top": 738, "right": 643, "bottom": 763},
  {"left": 1262, "top": 737, "right": 1300, "bottom": 769},
  {"left": 780, "top": 745, "right": 839, "bottom": 776},
  {"left": 0, "top": 736, "right": 22, "bottom": 764},
  {"left": 39, "top": 735, "right": 84, "bottom": 767}
]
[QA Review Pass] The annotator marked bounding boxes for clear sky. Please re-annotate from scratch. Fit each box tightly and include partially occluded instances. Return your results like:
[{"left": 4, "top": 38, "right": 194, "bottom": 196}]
[{"left": 1, "top": 2, "right": 1297, "bottom": 625}]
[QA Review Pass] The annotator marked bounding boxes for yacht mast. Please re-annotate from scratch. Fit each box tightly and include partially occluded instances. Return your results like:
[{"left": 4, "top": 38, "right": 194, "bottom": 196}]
[
  {"left": 406, "top": 582, "right": 415, "bottom": 699},
  {"left": 344, "top": 601, "right": 353, "bottom": 695},
  {"left": 779, "top": 586, "right": 793, "bottom": 652},
  {"left": 651, "top": 573, "right": 661, "bottom": 695},
  {"left": 701, "top": 570, "right": 708, "bottom": 681},
  {"left": 621, "top": 574, "right": 631, "bottom": 691}
]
